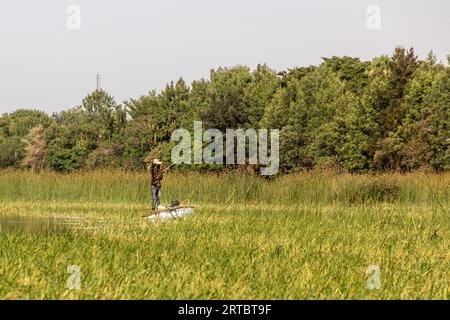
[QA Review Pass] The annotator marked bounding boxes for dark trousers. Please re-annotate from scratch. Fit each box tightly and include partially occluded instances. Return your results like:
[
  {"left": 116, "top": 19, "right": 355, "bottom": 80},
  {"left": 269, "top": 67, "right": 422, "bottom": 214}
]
[{"left": 151, "top": 186, "right": 161, "bottom": 210}]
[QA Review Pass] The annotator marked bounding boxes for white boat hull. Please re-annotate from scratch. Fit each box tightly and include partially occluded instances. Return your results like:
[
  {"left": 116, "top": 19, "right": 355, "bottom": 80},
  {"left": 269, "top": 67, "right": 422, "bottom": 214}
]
[{"left": 146, "top": 207, "right": 194, "bottom": 220}]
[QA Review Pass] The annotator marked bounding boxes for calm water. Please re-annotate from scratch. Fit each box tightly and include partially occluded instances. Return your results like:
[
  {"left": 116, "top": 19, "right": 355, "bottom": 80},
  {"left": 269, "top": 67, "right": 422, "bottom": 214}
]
[{"left": 0, "top": 215, "right": 96, "bottom": 234}]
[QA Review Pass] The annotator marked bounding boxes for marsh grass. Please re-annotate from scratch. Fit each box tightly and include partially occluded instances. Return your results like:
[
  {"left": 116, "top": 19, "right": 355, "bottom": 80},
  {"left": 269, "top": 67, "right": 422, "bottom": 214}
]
[
  {"left": 0, "top": 170, "right": 448, "bottom": 299},
  {"left": 0, "top": 170, "right": 448, "bottom": 205}
]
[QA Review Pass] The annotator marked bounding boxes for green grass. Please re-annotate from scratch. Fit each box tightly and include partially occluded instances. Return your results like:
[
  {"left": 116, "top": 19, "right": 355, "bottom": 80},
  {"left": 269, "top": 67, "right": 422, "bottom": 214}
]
[{"left": 0, "top": 170, "right": 448, "bottom": 299}]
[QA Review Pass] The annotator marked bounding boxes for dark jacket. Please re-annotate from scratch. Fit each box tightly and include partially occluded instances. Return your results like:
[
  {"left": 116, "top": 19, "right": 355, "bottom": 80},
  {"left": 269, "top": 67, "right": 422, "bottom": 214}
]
[{"left": 150, "top": 163, "right": 164, "bottom": 187}]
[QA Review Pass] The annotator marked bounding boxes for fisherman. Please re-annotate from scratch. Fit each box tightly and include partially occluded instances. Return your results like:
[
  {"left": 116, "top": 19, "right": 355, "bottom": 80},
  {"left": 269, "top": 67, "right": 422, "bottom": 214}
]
[{"left": 149, "top": 158, "right": 164, "bottom": 210}]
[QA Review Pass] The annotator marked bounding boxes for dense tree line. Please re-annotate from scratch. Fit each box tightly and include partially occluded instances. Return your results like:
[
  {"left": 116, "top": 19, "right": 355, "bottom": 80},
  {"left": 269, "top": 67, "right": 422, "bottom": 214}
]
[{"left": 0, "top": 47, "right": 448, "bottom": 173}]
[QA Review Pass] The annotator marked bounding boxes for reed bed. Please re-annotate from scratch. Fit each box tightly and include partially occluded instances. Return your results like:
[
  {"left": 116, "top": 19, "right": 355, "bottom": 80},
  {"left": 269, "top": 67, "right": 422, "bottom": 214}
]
[{"left": 0, "top": 170, "right": 448, "bottom": 299}]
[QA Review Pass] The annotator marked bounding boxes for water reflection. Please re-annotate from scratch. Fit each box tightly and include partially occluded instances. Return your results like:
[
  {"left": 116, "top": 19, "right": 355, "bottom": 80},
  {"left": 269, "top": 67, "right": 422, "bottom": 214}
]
[{"left": 0, "top": 215, "right": 99, "bottom": 234}]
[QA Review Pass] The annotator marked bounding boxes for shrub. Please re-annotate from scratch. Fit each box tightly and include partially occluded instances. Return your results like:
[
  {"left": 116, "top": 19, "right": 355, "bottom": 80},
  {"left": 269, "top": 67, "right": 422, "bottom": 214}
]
[
  {"left": 0, "top": 137, "right": 23, "bottom": 168},
  {"left": 335, "top": 176, "right": 401, "bottom": 204}
]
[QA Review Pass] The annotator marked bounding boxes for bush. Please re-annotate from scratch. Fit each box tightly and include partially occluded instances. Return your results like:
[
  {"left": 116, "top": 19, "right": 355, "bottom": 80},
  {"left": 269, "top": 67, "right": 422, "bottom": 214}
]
[
  {"left": 0, "top": 137, "right": 23, "bottom": 168},
  {"left": 335, "top": 176, "right": 401, "bottom": 204},
  {"left": 45, "top": 148, "right": 88, "bottom": 172}
]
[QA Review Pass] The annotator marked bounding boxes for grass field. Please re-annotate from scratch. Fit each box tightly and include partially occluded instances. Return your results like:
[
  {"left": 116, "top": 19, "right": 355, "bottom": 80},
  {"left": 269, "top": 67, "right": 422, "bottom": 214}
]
[{"left": 0, "top": 170, "right": 448, "bottom": 299}]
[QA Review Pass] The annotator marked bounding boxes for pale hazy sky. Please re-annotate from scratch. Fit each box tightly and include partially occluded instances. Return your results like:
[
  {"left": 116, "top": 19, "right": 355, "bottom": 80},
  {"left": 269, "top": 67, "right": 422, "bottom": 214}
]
[{"left": 0, "top": 0, "right": 449, "bottom": 115}]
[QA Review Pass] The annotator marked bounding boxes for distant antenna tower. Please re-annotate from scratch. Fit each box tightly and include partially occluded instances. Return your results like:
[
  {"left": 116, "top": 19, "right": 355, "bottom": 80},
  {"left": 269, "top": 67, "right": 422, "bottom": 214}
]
[{"left": 96, "top": 72, "right": 101, "bottom": 90}]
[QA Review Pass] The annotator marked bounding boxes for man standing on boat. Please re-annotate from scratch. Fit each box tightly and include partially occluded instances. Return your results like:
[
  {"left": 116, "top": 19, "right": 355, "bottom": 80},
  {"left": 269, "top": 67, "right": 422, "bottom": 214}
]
[{"left": 149, "top": 158, "right": 164, "bottom": 210}]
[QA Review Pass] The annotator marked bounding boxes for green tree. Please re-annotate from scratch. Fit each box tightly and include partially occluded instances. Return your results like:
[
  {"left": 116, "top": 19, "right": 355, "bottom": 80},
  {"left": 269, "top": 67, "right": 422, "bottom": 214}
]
[
  {"left": 81, "top": 89, "right": 126, "bottom": 141},
  {"left": 264, "top": 66, "right": 345, "bottom": 170},
  {"left": 202, "top": 66, "right": 252, "bottom": 130},
  {"left": 123, "top": 78, "right": 193, "bottom": 168},
  {"left": 321, "top": 56, "right": 370, "bottom": 94},
  {"left": 0, "top": 137, "right": 23, "bottom": 168},
  {"left": 0, "top": 109, "right": 50, "bottom": 138},
  {"left": 398, "top": 59, "right": 450, "bottom": 171},
  {"left": 125, "top": 90, "right": 160, "bottom": 120},
  {"left": 0, "top": 110, "right": 51, "bottom": 168},
  {"left": 244, "top": 64, "right": 279, "bottom": 128},
  {"left": 383, "top": 47, "right": 418, "bottom": 133},
  {"left": 44, "top": 108, "right": 94, "bottom": 172}
]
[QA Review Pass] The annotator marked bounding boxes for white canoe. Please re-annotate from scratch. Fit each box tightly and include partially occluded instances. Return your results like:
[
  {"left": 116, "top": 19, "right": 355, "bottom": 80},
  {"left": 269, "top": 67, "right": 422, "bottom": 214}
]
[{"left": 143, "top": 206, "right": 194, "bottom": 220}]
